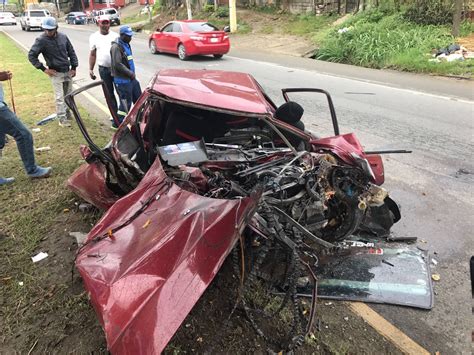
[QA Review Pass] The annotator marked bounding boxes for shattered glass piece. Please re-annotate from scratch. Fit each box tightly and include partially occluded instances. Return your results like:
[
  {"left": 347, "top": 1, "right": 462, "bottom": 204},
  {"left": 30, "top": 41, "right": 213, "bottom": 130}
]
[{"left": 299, "top": 243, "right": 433, "bottom": 309}]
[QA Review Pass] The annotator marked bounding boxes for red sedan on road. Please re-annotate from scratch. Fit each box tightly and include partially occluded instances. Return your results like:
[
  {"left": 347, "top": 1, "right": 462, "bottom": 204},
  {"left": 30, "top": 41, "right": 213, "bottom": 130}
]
[{"left": 149, "top": 20, "right": 230, "bottom": 60}]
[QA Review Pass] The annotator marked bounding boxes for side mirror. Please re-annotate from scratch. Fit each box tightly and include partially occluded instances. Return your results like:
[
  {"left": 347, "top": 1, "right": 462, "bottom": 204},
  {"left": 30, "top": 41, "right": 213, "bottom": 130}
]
[{"left": 223, "top": 25, "right": 230, "bottom": 33}]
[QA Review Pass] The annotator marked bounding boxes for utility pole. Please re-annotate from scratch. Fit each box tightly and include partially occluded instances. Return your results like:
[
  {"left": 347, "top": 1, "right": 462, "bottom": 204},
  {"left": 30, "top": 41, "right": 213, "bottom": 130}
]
[
  {"left": 186, "top": 0, "right": 192, "bottom": 20},
  {"left": 452, "top": 0, "right": 462, "bottom": 37},
  {"left": 229, "top": 0, "right": 237, "bottom": 32}
]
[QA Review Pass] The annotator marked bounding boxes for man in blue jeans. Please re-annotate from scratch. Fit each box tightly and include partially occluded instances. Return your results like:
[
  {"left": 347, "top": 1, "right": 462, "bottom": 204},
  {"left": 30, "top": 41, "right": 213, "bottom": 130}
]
[
  {"left": 0, "top": 70, "right": 52, "bottom": 185},
  {"left": 110, "top": 26, "right": 142, "bottom": 128}
]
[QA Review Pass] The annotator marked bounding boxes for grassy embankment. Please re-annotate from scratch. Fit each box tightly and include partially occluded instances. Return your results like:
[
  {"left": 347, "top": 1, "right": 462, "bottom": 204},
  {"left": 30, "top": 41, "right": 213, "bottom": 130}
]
[
  {"left": 0, "top": 33, "right": 109, "bottom": 352},
  {"left": 316, "top": 10, "right": 474, "bottom": 76}
]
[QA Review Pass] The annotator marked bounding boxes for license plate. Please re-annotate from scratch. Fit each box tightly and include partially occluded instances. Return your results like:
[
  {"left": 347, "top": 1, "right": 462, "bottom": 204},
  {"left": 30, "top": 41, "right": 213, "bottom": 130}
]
[{"left": 210, "top": 38, "right": 219, "bottom": 43}]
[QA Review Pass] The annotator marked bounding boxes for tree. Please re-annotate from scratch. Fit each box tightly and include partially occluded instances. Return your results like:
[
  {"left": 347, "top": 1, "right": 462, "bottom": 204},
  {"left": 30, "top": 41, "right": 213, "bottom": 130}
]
[{"left": 452, "top": 0, "right": 462, "bottom": 37}]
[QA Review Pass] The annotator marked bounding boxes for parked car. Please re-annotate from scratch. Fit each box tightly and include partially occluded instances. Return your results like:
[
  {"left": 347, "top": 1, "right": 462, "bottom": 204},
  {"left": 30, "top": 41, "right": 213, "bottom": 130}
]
[
  {"left": 20, "top": 9, "right": 51, "bottom": 31},
  {"left": 149, "top": 20, "right": 230, "bottom": 60},
  {"left": 0, "top": 12, "right": 16, "bottom": 25},
  {"left": 65, "top": 68, "right": 401, "bottom": 353},
  {"left": 94, "top": 7, "right": 120, "bottom": 25},
  {"left": 65, "top": 11, "right": 87, "bottom": 24}
]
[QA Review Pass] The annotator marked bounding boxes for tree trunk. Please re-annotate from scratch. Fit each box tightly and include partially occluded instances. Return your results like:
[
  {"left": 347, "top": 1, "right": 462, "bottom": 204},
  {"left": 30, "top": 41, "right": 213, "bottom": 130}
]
[
  {"left": 337, "top": 0, "right": 341, "bottom": 14},
  {"left": 452, "top": 0, "right": 462, "bottom": 37}
]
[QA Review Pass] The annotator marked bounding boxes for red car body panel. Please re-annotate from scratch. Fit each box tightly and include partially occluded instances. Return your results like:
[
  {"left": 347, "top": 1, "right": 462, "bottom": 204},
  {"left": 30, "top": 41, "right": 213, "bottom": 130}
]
[
  {"left": 149, "top": 20, "right": 230, "bottom": 58},
  {"left": 76, "top": 158, "right": 258, "bottom": 353},
  {"left": 311, "top": 134, "right": 385, "bottom": 185},
  {"left": 151, "top": 69, "right": 274, "bottom": 114}
]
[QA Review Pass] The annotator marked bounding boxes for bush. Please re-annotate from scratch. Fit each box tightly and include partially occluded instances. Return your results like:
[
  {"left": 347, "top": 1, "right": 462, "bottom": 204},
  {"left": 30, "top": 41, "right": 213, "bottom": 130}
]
[
  {"left": 203, "top": 4, "right": 214, "bottom": 13},
  {"left": 215, "top": 6, "right": 229, "bottom": 18},
  {"left": 316, "top": 13, "right": 454, "bottom": 68},
  {"left": 403, "top": 0, "right": 454, "bottom": 25}
]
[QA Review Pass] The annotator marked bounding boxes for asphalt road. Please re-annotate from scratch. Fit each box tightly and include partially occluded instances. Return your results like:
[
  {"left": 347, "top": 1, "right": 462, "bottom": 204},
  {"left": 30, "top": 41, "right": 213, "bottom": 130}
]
[{"left": 2, "top": 23, "right": 473, "bottom": 354}]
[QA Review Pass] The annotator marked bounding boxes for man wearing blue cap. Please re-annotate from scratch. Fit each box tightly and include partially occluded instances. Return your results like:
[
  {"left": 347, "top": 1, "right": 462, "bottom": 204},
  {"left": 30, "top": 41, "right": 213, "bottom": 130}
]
[
  {"left": 28, "top": 17, "right": 78, "bottom": 127},
  {"left": 110, "top": 25, "right": 142, "bottom": 128}
]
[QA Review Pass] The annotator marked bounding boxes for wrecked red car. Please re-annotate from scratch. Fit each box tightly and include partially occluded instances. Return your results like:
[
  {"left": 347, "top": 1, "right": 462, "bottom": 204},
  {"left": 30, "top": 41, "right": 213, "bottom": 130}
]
[{"left": 66, "top": 69, "right": 402, "bottom": 353}]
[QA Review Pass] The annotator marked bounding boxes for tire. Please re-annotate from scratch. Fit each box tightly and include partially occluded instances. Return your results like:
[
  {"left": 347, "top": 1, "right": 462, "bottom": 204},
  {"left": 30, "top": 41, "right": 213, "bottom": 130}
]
[
  {"left": 26, "top": 25, "right": 30, "bottom": 31},
  {"left": 149, "top": 40, "right": 159, "bottom": 54},
  {"left": 116, "top": 20, "right": 120, "bottom": 25},
  {"left": 213, "top": 54, "right": 223, "bottom": 59},
  {"left": 178, "top": 44, "right": 188, "bottom": 61}
]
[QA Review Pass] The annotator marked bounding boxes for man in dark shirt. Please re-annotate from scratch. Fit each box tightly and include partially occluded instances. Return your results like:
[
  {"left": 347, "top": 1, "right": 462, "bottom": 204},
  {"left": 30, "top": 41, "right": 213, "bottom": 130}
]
[{"left": 28, "top": 17, "right": 78, "bottom": 127}]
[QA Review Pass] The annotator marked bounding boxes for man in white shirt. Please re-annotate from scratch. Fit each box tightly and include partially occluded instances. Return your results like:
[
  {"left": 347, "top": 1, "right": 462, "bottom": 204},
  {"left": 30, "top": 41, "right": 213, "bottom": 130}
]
[{"left": 89, "top": 17, "right": 119, "bottom": 124}]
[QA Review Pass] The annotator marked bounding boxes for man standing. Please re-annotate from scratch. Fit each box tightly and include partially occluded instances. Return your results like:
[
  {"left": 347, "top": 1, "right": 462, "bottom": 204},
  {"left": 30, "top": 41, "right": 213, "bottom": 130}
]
[
  {"left": 28, "top": 17, "right": 78, "bottom": 127},
  {"left": 0, "top": 70, "right": 52, "bottom": 185},
  {"left": 89, "top": 17, "right": 119, "bottom": 126},
  {"left": 110, "top": 25, "right": 141, "bottom": 128}
]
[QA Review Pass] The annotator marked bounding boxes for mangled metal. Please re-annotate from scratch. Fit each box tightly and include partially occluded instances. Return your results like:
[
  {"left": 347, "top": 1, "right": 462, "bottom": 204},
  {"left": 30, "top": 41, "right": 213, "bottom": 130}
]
[{"left": 66, "top": 69, "right": 411, "bottom": 353}]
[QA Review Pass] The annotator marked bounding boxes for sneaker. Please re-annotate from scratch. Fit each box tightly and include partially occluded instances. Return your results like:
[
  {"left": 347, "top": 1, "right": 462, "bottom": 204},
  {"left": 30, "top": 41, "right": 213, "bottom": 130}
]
[
  {"left": 58, "top": 118, "right": 72, "bottom": 127},
  {"left": 28, "top": 166, "right": 52, "bottom": 179},
  {"left": 111, "top": 122, "right": 119, "bottom": 130},
  {"left": 0, "top": 177, "right": 15, "bottom": 185}
]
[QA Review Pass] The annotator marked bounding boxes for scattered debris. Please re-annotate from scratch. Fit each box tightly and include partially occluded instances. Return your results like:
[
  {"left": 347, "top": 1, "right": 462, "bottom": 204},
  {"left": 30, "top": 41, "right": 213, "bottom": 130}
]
[
  {"left": 69, "top": 232, "right": 88, "bottom": 246},
  {"left": 337, "top": 27, "right": 351, "bottom": 34},
  {"left": 431, "top": 274, "right": 440, "bottom": 281},
  {"left": 63, "top": 208, "right": 70, "bottom": 213},
  {"left": 429, "top": 43, "right": 473, "bottom": 63},
  {"left": 18, "top": 281, "right": 24, "bottom": 286},
  {"left": 35, "top": 146, "right": 51, "bottom": 152},
  {"left": 31, "top": 252, "right": 48, "bottom": 263},
  {"left": 36, "top": 113, "right": 57, "bottom": 126},
  {"left": 431, "top": 258, "right": 438, "bottom": 266},
  {"left": 324, "top": 302, "right": 333, "bottom": 306},
  {"left": 78, "top": 203, "right": 93, "bottom": 212},
  {"left": 343, "top": 316, "right": 349, "bottom": 321},
  {"left": 382, "top": 259, "right": 394, "bottom": 267},
  {"left": 31, "top": 128, "right": 41, "bottom": 133}
]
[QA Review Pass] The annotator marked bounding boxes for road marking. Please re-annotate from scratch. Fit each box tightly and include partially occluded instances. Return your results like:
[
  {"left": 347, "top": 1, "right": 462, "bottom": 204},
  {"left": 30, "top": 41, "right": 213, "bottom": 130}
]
[
  {"left": 348, "top": 302, "right": 430, "bottom": 355},
  {"left": 226, "top": 55, "right": 474, "bottom": 104},
  {"left": 1, "top": 29, "right": 111, "bottom": 116}
]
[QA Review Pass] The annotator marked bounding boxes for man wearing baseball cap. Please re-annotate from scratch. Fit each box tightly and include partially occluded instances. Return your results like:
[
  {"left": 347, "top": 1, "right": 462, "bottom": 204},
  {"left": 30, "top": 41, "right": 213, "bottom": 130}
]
[
  {"left": 89, "top": 17, "right": 119, "bottom": 126},
  {"left": 110, "top": 25, "right": 141, "bottom": 128},
  {"left": 28, "top": 17, "right": 78, "bottom": 127}
]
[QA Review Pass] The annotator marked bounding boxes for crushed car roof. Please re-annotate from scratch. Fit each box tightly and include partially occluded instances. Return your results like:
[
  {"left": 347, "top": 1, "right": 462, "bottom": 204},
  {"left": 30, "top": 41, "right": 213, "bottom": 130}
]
[{"left": 151, "top": 69, "right": 274, "bottom": 115}]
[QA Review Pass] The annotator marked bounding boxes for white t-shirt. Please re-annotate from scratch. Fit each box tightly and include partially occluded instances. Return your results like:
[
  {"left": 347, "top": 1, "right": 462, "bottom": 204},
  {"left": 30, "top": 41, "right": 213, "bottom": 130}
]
[{"left": 89, "top": 31, "right": 119, "bottom": 68}]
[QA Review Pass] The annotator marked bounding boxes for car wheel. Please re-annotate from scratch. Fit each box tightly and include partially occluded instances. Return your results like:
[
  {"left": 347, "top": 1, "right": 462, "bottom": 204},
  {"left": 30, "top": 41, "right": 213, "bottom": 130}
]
[
  {"left": 116, "top": 20, "right": 120, "bottom": 25},
  {"left": 149, "top": 40, "right": 159, "bottom": 54},
  {"left": 213, "top": 54, "right": 223, "bottom": 59},
  {"left": 178, "top": 44, "right": 188, "bottom": 61},
  {"left": 26, "top": 25, "right": 30, "bottom": 31}
]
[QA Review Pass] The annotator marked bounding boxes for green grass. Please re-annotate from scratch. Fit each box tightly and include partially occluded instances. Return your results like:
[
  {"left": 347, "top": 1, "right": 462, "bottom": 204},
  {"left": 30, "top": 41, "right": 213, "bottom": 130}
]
[
  {"left": 315, "top": 10, "right": 473, "bottom": 77},
  {"left": 0, "top": 33, "right": 110, "bottom": 352}
]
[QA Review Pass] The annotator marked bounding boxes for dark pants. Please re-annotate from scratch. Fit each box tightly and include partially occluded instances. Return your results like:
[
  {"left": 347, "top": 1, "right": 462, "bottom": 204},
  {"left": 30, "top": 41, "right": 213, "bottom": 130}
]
[
  {"left": 98, "top": 66, "right": 117, "bottom": 115},
  {"left": 115, "top": 79, "right": 142, "bottom": 124},
  {"left": 0, "top": 105, "right": 36, "bottom": 174}
]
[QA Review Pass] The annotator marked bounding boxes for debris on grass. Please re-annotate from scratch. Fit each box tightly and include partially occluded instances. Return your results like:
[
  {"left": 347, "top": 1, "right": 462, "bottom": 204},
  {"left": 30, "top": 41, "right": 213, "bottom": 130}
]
[{"left": 31, "top": 252, "right": 48, "bottom": 263}]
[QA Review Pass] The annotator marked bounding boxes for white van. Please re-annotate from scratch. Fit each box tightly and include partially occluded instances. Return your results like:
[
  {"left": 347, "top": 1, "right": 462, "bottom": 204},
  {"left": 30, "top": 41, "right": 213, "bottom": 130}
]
[
  {"left": 95, "top": 8, "right": 120, "bottom": 26},
  {"left": 20, "top": 9, "right": 51, "bottom": 31}
]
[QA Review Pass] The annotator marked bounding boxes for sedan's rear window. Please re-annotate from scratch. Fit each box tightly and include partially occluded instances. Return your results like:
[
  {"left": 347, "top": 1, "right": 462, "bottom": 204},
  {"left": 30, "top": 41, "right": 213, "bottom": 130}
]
[
  {"left": 187, "top": 22, "right": 219, "bottom": 32},
  {"left": 105, "top": 9, "right": 116, "bottom": 14},
  {"left": 30, "top": 11, "right": 46, "bottom": 17}
]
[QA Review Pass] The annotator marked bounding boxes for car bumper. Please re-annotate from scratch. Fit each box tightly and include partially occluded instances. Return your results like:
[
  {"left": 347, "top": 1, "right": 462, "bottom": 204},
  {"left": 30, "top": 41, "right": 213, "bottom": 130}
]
[{"left": 186, "top": 42, "right": 230, "bottom": 56}]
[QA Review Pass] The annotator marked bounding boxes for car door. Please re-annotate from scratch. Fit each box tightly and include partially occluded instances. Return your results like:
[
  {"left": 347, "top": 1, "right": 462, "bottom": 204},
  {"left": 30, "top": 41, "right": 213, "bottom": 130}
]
[
  {"left": 158, "top": 22, "right": 174, "bottom": 52},
  {"left": 170, "top": 22, "right": 183, "bottom": 53}
]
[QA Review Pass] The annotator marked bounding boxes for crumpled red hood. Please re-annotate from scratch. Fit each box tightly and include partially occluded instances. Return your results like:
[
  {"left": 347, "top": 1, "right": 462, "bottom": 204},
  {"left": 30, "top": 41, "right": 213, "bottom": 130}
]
[{"left": 76, "top": 158, "right": 257, "bottom": 353}]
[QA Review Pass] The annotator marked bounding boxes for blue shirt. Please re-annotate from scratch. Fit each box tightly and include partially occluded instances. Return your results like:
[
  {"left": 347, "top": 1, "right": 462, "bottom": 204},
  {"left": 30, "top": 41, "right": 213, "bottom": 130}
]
[{"left": 114, "top": 39, "right": 135, "bottom": 85}]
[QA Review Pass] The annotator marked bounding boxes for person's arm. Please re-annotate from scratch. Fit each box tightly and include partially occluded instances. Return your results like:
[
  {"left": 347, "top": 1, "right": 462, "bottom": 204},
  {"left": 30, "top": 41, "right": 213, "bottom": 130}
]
[
  {"left": 66, "top": 36, "right": 78, "bottom": 77},
  {"left": 89, "top": 48, "right": 97, "bottom": 80},
  {"left": 110, "top": 44, "right": 135, "bottom": 80}
]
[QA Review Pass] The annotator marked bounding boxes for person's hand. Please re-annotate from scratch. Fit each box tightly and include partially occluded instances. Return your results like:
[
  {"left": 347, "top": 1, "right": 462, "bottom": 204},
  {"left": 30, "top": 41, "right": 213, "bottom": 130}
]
[
  {"left": 89, "top": 70, "right": 96, "bottom": 80},
  {"left": 69, "top": 69, "right": 76, "bottom": 78},
  {"left": 44, "top": 69, "right": 57, "bottom": 77},
  {"left": 0, "top": 71, "right": 12, "bottom": 81}
]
